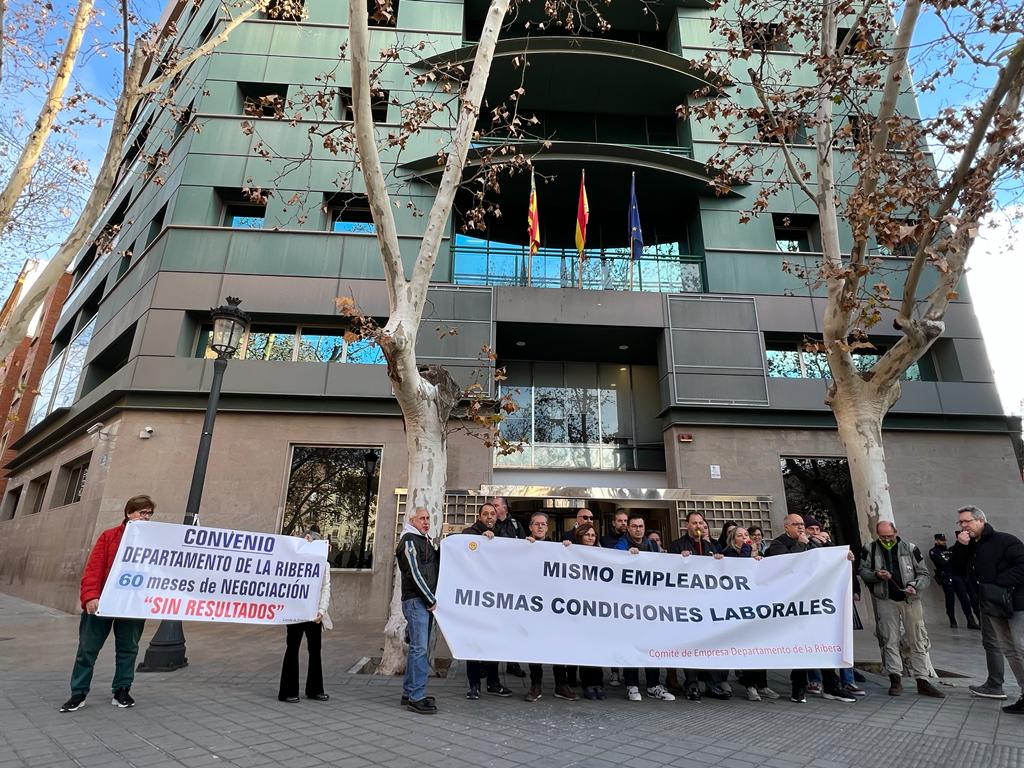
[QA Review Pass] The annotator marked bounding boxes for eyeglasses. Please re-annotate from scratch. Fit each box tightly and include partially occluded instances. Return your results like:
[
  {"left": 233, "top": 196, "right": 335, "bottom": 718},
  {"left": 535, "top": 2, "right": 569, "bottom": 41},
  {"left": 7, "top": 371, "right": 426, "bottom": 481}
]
[
  {"left": 136, "top": 509, "right": 155, "bottom": 517},
  {"left": 580, "top": 515, "right": 593, "bottom": 520}
]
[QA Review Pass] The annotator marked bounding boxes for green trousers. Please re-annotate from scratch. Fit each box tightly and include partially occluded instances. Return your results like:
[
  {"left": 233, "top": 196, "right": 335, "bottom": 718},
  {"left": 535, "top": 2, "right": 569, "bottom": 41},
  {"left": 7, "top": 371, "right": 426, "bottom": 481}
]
[{"left": 70, "top": 613, "right": 145, "bottom": 696}]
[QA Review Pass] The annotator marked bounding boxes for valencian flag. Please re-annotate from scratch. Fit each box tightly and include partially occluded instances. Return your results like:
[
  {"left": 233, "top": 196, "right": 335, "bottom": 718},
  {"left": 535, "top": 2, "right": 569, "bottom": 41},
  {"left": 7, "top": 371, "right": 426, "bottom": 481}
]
[
  {"left": 575, "top": 170, "right": 590, "bottom": 288},
  {"left": 527, "top": 169, "right": 540, "bottom": 284}
]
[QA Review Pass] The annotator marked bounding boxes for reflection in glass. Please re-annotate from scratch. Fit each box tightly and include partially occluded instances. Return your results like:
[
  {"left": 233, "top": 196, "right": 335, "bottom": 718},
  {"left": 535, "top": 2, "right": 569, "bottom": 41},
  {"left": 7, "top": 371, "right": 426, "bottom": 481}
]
[
  {"left": 245, "top": 329, "right": 295, "bottom": 361},
  {"left": 52, "top": 320, "right": 96, "bottom": 411},
  {"left": 281, "top": 446, "right": 381, "bottom": 570},
  {"left": 28, "top": 353, "right": 64, "bottom": 429},
  {"left": 297, "top": 330, "right": 345, "bottom": 362},
  {"left": 345, "top": 338, "right": 385, "bottom": 365}
]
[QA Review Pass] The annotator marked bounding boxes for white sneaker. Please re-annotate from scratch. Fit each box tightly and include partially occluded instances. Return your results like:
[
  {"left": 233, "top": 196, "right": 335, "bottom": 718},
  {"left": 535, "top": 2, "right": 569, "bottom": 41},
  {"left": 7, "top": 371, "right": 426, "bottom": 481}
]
[
  {"left": 758, "top": 687, "right": 780, "bottom": 700},
  {"left": 745, "top": 686, "right": 761, "bottom": 701},
  {"left": 646, "top": 685, "right": 676, "bottom": 701},
  {"left": 608, "top": 669, "right": 622, "bottom": 687},
  {"left": 626, "top": 685, "right": 642, "bottom": 701},
  {"left": 720, "top": 681, "right": 732, "bottom": 694}
]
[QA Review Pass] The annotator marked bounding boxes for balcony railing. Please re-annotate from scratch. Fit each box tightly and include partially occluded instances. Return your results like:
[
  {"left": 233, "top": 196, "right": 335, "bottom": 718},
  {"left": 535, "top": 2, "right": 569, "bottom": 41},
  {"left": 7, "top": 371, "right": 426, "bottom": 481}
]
[
  {"left": 452, "top": 242, "right": 704, "bottom": 293},
  {"left": 470, "top": 136, "right": 694, "bottom": 158}
]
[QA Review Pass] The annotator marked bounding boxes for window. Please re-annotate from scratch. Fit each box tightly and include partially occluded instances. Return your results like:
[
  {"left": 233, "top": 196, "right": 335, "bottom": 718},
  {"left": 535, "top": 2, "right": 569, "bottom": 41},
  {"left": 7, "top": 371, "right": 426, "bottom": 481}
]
[
  {"left": 765, "top": 341, "right": 923, "bottom": 381},
  {"left": 223, "top": 202, "right": 266, "bottom": 229},
  {"left": 0, "top": 486, "right": 22, "bottom": 521},
  {"left": 28, "top": 352, "right": 64, "bottom": 429},
  {"left": 836, "top": 26, "right": 874, "bottom": 54},
  {"left": 266, "top": 0, "right": 305, "bottom": 21},
  {"left": 145, "top": 205, "right": 167, "bottom": 250},
  {"left": 51, "top": 319, "right": 95, "bottom": 412},
  {"left": 741, "top": 21, "right": 790, "bottom": 52},
  {"left": 281, "top": 446, "right": 382, "bottom": 570},
  {"left": 773, "top": 213, "right": 818, "bottom": 253},
  {"left": 196, "top": 324, "right": 386, "bottom": 364},
  {"left": 367, "top": 0, "right": 399, "bottom": 28},
  {"left": 56, "top": 453, "right": 91, "bottom": 507},
  {"left": 329, "top": 195, "right": 376, "bottom": 234},
  {"left": 239, "top": 83, "right": 288, "bottom": 118},
  {"left": 26, "top": 473, "right": 50, "bottom": 516}
]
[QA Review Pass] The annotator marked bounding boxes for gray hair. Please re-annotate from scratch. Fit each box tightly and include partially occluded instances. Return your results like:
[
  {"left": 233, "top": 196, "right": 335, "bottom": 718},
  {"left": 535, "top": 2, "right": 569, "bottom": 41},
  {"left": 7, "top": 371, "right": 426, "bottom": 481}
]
[
  {"left": 529, "top": 511, "right": 549, "bottom": 524},
  {"left": 957, "top": 505, "right": 986, "bottom": 521}
]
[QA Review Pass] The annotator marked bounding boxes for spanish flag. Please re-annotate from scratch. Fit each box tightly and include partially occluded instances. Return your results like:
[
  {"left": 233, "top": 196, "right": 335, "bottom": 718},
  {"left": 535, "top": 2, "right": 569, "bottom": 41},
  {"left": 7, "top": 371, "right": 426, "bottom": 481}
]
[
  {"left": 527, "top": 170, "right": 540, "bottom": 256},
  {"left": 575, "top": 170, "right": 589, "bottom": 257}
]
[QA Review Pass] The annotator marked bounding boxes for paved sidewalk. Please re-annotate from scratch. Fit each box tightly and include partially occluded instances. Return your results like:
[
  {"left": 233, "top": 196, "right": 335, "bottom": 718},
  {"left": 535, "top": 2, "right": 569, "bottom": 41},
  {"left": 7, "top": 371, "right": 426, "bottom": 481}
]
[{"left": 1, "top": 592, "right": 1022, "bottom": 768}]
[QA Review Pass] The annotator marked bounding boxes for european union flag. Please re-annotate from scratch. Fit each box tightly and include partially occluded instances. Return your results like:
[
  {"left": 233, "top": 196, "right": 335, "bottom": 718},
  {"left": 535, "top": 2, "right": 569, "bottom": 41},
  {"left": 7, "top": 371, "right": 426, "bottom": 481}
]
[{"left": 629, "top": 172, "right": 643, "bottom": 261}]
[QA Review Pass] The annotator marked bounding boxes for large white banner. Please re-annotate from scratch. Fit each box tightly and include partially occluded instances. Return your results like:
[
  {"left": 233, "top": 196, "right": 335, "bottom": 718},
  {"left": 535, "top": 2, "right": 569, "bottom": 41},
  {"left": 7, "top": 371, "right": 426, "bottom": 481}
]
[
  {"left": 434, "top": 537, "right": 853, "bottom": 669},
  {"left": 98, "top": 521, "right": 327, "bottom": 625}
]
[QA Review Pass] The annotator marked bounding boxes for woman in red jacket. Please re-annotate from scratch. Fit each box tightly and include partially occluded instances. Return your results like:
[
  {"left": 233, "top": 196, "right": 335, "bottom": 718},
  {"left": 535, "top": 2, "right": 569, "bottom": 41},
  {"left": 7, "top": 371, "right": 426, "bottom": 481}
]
[{"left": 60, "top": 495, "right": 155, "bottom": 713}]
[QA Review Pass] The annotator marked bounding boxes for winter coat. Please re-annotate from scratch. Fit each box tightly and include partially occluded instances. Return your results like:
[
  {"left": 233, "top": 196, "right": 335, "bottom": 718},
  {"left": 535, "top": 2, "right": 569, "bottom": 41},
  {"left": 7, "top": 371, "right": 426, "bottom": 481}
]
[
  {"left": 493, "top": 516, "right": 525, "bottom": 539},
  {"left": 600, "top": 531, "right": 626, "bottom": 548},
  {"left": 969, "top": 523, "right": 1024, "bottom": 612},
  {"left": 766, "top": 533, "right": 809, "bottom": 557},
  {"left": 316, "top": 567, "right": 333, "bottom": 630},
  {"left": 615, "top": 535, "right": 661, "bottom": 552},
  {"left": 80, "top": 522, "right": 128, "bottom": 609},
  {"left": 859, "top": 538, "right": 930, "bottom": 602},
  {"left": 462, "top": 520, "right": 495, "bottom": 536},
  {"left": 396, "top": 531, "right": 439, "bottom": 608},
  {"left": 668, "top": 533, "right": 719, "bottom": 556}
]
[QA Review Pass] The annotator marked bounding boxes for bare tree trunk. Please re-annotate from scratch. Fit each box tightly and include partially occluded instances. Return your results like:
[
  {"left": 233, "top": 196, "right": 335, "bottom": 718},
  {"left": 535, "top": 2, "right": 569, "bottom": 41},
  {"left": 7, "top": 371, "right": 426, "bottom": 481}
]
[
  {"left": 0, "top": 0, "right": 95, "bottom": 233},
  {"left": 830, "top": 380, "right": 900, "bottom": 546}
]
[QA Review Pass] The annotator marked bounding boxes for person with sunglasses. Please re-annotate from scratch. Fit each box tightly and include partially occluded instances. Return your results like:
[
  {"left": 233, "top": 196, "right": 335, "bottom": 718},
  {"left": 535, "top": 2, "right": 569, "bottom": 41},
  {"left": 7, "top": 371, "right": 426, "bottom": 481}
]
[
  {"left": 60, "top": 495, "right": 156, "bottom": 713},
  {"left": 561, "top": 507, "right": 595, "bottom": 541}
]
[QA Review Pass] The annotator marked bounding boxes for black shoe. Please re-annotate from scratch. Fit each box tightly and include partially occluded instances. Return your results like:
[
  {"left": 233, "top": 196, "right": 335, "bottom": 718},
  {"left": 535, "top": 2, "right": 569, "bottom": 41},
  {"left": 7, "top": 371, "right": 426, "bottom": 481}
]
[
  {"left": 306, "top": 693, "right": 330, "bottom": 701},
  {"left": 278, "top": 695, "right": 300, "bottom": 703},
  {"left": 967, "top": 621, "right": 981, "bottom": 630},
  {"left": 407, "top": 698, "right": 438, "bottom": 714},
  {"left": 506, "top": 662, "right": 526, "bottom": 678},
  {"left": 685, "top": 686, "right": 702, "bottom": 701},
  {"left": 401, "top": 695, "right": 436, "bottom": 706},
  {"left": 466, "top": 685, "right": 481, "bottom": 700},
  {"left": 791, "top": 687, "right": 807, "bottom": 703},
  {"left": 59, "top": 694, "right": 86, "bottom": 712},
  {"left": 949, "top": 618, "right": 958, "bottom": 628},
  {"left": 111, "top": 688, "right": 135, "bottom": 708},
  {"left": 707, "top": 686, "right": 732, "bottom": 700},
  {"left": 1002, "top": 697, "right": 1024, "bottom": 714},
  {"left": 486, "top": 684, "right": 512, "bottom": 697}
]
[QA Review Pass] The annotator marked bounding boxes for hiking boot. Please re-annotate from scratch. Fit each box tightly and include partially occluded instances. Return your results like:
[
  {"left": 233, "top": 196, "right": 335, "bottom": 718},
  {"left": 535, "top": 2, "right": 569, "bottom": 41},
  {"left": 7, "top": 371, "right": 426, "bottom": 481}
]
[
  {"left": 486, "top": 684, "right": 512, "bottom": 697},
  {"left": 969, "top": 683, "right": 1007, "bottom": 699},
  {"left": 466, "top": 685, "right": 480, "bottom": 700},
  {"left": 745, "top": 686, "right": 761, "bottom": 701},
  {"left": 524, "top": 686, "right": 542, "bottom": 702},
  {"left": 1002, "top": 696, "right": 1024, "bottom": 714},
  {"left": 917, "top": 679, "right": 945, "bottom": 698},
  {"left": 626, "top": 685, "right": 642, "bottom": 701},
  {"left": 888, "top": 673, "right": 903, "bottom": 696},
  {"left": 59, "top": 694, "right": 86, "bottom": 713},
  {"left": 554, "top": 686, "right": 579, "bottom": 701},
  {"left": 406, "top": 698, "right": 437, "bottom": 714},
  {"left": 646, "top": 685, "right": 675, "bottom": 701},
  {"left": 111, "top": 689, "right": 135, "bottom": 708},
  {"left": 758, "top": 687, "right": 780, "bottom": 699}
]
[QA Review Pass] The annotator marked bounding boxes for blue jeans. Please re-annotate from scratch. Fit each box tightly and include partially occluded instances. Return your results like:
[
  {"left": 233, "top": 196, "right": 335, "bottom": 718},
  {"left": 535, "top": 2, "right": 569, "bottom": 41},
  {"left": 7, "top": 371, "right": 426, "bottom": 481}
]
[
  {"left": 402, "top": 598, "right": 431, "bottom": 702},
  {"left": 809, "top": 668, "right": 852, "bottom": 687}
]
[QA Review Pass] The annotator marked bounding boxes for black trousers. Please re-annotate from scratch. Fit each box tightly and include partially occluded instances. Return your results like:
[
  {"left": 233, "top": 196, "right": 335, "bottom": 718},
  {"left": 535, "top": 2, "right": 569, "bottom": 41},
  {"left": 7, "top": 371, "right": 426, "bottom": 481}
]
[
  {"left": 790, "top": 668, "right": 840, "bottom": 693},
  {"left": 624, "top": 668, "right": 660, "bottom": 688},
  {"left": 278, "top": 621, "right": 323, "bottom": 699},
  {"left": 580, "top": 666, "right": 605, "bottom": 687},
  {"left": 683, "top": 669, "right": 728, "bottom": 687},
  {"left": 466, "top": 660, "right": 500, "bottom": 687},
  {"left": 529, "top": 664, "right": 570, "bottom": 686},
  {"left": 738, "top": 669, "right": 768, "bottom": 688},
  {"left": 942, "top": 577, "right": 975, "bottom": 622}
]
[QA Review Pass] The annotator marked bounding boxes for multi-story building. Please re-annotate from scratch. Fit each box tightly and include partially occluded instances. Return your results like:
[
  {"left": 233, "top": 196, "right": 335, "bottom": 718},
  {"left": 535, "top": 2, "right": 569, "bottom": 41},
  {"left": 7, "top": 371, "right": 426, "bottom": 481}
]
[
  {"left": 0, "top": 0, "right": 1020, "bottom": 617},
  {"left": 0, "top": 261, "right": 72, "bottom": 506}
]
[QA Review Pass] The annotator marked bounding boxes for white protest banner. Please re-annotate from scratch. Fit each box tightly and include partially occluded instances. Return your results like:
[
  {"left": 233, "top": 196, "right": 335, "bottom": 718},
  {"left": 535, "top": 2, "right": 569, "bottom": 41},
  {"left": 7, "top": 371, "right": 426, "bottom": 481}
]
[
  {"left": 97, "top": 521, "right": 327, "bottom": 625},
  {"left": 434, "top": 537, "right": 853, "bottom": 669}
]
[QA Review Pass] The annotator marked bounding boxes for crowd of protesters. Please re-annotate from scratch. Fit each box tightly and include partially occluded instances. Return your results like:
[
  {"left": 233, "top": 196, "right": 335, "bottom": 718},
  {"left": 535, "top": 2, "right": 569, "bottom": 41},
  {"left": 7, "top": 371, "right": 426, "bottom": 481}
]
[{"left": 60, "top": 496, "right": 1024, "bottom": 720}]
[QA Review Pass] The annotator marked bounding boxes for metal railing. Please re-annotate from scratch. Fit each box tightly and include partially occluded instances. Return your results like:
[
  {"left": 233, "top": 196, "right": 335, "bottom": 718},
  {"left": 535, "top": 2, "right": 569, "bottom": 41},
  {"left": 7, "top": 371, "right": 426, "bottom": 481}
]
[{"left": 470, "top": 136, "right": 694, "bottom": 158}]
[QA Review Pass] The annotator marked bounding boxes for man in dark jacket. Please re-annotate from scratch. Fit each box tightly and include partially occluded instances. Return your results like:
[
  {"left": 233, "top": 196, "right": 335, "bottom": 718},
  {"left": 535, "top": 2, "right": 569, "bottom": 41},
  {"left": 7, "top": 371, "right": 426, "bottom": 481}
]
[
  {"left": 396, "top": 507, "right": 440, "bottom": 714},
  {"left": 668, "top": 511, "right": 729, "bottom": 700},
  {"left": 491, "top": 496, "right": 525, "bottom": 540},
  {"left": 958, "top": 505, "right": 1024, "bottom": 714},
  {"left": 562, "top": 507, "right": 595, "bottom": 541},
  {"left": 766, "top": 514, "right": 856, "bottom": 704},
  {"left": 60, "top": 495, "right": 155, "bottom": 713},
  {"left": 600, "top": 509, "right": 629, "bottom": 548},
  {"left": 460, "top": 504, "right": 512, "bottom": 699},
  {"left": 930, "top": 533, "right": 979, "bottom": 629}
]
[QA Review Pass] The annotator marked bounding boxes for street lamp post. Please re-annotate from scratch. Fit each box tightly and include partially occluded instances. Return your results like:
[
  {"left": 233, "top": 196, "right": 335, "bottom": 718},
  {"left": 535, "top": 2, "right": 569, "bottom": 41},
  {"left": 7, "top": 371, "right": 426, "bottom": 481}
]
[
  {"left": 138, "top": 297, "right": 249, "bottom": 672},
  {"left": 356, "top": 450, "right": 378, "bottom": 569}
]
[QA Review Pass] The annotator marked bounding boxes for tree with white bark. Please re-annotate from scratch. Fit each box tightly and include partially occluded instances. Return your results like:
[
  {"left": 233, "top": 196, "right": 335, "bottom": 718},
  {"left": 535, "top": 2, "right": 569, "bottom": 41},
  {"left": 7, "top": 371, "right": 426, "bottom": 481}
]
[
  {"left": 0, "top": 0, "right": 274, "bottom": 360},
  {"left": 687, "top": 0, "right": 1024, "bottom": 544}
]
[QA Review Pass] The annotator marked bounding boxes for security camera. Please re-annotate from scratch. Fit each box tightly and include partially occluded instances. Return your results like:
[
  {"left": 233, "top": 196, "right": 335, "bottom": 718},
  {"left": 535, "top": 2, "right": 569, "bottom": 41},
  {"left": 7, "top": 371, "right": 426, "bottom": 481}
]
[
  {"left": 143, "top": 426, "right": 154, "bottom": 434},
  {"left": 86, "top": 422, "right": 105, "bottom": 435},
  {"left": 139, "top": 426, "right": 154, "bottom": 439}
]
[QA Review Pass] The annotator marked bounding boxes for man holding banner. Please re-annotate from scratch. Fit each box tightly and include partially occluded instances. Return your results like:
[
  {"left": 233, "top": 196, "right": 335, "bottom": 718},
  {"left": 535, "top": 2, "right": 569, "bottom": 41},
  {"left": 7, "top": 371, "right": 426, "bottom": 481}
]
[{"left": 60, "top": 495, "right": 155, "bottom": 713}]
